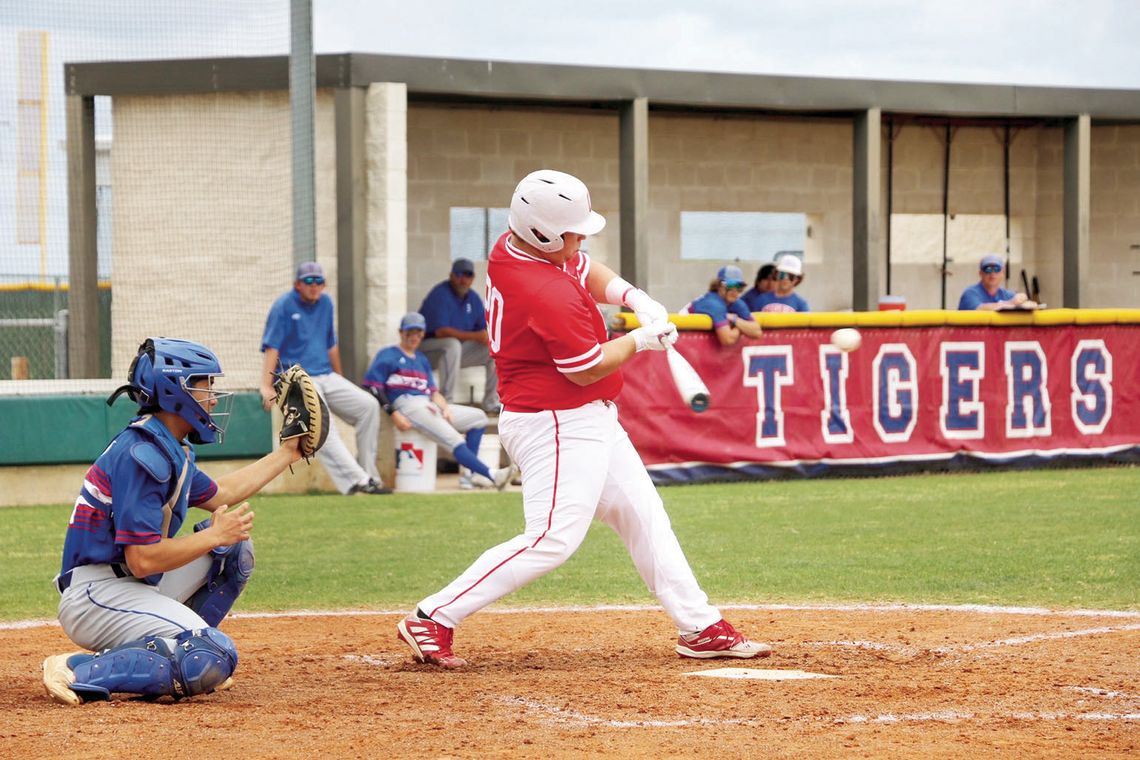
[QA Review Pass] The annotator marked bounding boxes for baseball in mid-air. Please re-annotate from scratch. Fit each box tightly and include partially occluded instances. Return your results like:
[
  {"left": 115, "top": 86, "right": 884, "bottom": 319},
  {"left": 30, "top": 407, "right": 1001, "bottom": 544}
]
[{"left": 830, "top": 327, "right": 862, "bottom": 352}]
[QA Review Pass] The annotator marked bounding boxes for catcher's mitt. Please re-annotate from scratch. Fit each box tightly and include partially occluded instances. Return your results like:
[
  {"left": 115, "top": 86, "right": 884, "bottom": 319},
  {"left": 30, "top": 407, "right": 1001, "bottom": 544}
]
[{"left": 274, "top": 364, "right": 330, "bottom": 460}]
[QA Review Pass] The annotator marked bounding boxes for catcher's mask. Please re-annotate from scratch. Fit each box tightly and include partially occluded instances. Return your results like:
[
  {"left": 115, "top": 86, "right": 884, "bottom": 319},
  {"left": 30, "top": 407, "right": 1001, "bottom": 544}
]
[{"left": 107, "top": 337, "right": 234, "bottom": 444}]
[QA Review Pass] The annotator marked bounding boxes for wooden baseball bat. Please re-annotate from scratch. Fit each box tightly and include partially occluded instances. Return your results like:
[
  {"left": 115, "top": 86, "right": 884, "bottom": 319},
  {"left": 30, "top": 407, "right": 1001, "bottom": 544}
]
[{"left": 665, "top": 345, "right": 710, "bottom": 413}]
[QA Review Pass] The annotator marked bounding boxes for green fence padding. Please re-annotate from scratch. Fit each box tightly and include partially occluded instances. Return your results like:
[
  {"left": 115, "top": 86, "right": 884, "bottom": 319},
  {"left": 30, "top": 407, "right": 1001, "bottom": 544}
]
[{"left": 2, "top": 392, "right": 271, "bottom": 465}]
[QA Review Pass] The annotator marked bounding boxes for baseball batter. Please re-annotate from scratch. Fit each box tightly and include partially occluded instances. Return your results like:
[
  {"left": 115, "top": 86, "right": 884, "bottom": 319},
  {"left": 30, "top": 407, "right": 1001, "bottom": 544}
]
[
  {"left": 397, "top": 169, "right": 772, "bottom": 667},
  {"left": 363, "top": 312, "right": 516, "bottom": 489},
  {"left": 42, "top": 338, "right": 303, "bottom": 705}
]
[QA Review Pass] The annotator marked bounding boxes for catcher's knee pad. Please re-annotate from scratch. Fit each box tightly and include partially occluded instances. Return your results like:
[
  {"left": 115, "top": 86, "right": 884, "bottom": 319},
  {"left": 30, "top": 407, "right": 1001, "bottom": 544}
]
[
  {"left": 171, "top": 627, "right": 238, "bottom": 697},
  {"left": 65, "top": 628, "right": 237, "bottom": 701},
  {"left": 66, "top": 638, "right": 178, "bottom": 702},
  {"left": 188, "top": 518, "right": 255, "bottom": 627}
]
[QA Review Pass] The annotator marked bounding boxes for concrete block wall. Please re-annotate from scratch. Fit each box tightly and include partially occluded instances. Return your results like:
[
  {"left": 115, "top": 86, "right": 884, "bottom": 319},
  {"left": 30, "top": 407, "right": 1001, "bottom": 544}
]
[{"left": 1090, "top": 125, "right": 1140, "bottom": 305}]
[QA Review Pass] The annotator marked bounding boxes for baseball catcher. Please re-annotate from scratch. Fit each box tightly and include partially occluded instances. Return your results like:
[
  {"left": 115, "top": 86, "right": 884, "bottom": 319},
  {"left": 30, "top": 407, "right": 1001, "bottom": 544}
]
[
  {"left": 42, "top": 337, "right": 305, "bottom": 705},
  {"left": 274, "top": 363, "right": 331, "bottom": 461}
]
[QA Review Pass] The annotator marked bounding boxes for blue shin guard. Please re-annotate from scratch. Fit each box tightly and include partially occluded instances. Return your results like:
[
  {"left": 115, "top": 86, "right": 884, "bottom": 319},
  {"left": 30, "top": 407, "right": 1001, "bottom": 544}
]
[
  {"left": 187, "top": 518, "right": 255, "bottom": 627},
  {"left": 452, "top": 443, "right": 493, "bottom": 480},
  {"left": 66, "top": 628, "right": 237, "bottom": 701}
]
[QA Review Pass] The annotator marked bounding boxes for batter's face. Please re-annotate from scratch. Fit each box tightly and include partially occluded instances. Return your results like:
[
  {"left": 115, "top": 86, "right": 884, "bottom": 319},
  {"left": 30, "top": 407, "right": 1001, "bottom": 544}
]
[
  {"left": 550, "top": 232, "right": 585, "bottom": 266},
  {"left": 295, "top": 277, "right": 326, "bottom": 305},
  {"left": 400, "top": 328, "right": 424, "bottom": 352}
]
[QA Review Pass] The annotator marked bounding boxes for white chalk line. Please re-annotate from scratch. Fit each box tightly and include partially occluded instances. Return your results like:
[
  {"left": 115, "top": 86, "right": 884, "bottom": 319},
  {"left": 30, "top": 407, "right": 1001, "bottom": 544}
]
[
  {"left": 497, "top": 695, "right": 1140, "bottom": 728},
  {"left": 4, "top": 601, "right": 1139, "bottom": 631},
  {"left": 1066, "top": 686, "right": 1140, "bottom": 701},
  {"left": 816, "top": 622, "right": 1140, "bottom": 656}
]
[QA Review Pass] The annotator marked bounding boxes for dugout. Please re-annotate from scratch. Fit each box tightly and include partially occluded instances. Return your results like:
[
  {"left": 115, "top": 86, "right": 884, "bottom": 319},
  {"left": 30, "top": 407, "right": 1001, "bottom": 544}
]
[{"left": 60, "top": 53, "right": 1140, "bottom": 388}]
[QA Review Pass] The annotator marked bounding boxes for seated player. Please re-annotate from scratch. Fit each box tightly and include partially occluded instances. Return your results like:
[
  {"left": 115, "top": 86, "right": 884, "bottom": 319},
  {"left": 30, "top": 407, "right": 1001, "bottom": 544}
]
[
  {"left": 363, "top": 313, "right": 517, "bottom": 490},
  {"left": 682, "top": 264, "right": 764, "bottom": 346},
  {"left": 43, "top": 338, "right": 304, "bottom": 705}
]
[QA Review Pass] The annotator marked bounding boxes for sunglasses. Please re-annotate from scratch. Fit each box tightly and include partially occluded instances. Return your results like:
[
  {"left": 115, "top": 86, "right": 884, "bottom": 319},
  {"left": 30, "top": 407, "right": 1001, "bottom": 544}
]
[
  {"left": 776, "top": 272, "right": 797, "bottom": 281},
  {"left": 981, "top": 265, "right": 1002, "bottom": 274},
  {"left": 723, "top": 281, "right": 746, "bottom": 291},
  {"left": 454, "top": 271, "right": 475, "bottom": 278},
  {"left": 301, "top": 276, "right": 325, "bottom": 285}
]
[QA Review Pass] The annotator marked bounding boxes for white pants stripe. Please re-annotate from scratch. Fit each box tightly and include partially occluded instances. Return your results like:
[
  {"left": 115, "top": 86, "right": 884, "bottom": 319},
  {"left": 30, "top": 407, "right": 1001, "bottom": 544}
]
[{"left": 418, "top": 400, "right": 720, "bottom": 634}]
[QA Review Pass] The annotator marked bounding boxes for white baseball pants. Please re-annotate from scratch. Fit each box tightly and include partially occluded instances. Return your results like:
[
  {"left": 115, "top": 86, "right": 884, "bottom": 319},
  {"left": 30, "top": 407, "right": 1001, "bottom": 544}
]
[
  {"left": 312, "top": 372, "right": 382, "bottom": 493},
  {"left": 417, "top": 399, "right": 721, "bottom": 634}
]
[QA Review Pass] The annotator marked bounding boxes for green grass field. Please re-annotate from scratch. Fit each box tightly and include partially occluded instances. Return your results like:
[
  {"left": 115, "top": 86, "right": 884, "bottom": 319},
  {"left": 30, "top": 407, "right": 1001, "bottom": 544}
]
[{"left": 2, "top": 467, "right": 1137, "bottom": 621}]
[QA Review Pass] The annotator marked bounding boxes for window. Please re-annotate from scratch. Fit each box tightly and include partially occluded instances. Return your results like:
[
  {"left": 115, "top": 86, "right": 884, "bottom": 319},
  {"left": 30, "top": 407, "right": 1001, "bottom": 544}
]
[
  {"left": 450, "top": 207, "right": 509, "bottom": 262},
  {"left": 681, "top": 211, "right": 807, "bottom": 262}
]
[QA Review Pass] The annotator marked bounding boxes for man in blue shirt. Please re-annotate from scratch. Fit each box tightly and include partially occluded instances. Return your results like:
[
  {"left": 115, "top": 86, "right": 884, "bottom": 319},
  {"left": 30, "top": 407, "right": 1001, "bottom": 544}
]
[
  {"left": 259, "top": 261, "right": 389, "bottom": 495},
  {"left": 958, "top": 254, "right": 1038, "bottom": 311},
  {"left": 683, "top": 264, "right": 763, "bottom": 346},
  {"left": 418, "top": 258, "right": 499, "bottom": 413},
  {"left": 754, "top": 254, "right": 810, "bottom": 313}
]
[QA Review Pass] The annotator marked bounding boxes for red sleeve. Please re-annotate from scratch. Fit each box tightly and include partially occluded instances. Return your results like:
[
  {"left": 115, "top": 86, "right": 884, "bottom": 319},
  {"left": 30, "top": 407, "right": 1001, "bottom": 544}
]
[{"left": 527, "top": 278, "right": 603, "bottom": 374}]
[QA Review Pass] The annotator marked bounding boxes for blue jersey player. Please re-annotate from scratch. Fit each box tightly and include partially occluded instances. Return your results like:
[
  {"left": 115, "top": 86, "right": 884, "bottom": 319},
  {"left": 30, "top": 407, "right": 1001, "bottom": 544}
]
[
  {"left": 363, "top": 313, "right": 516, "bottom": 490},
  {"left": 681, "top": 265, "right": 763, "bottom": 346},
  {"left": 42, "top": 337, "right": 303, "bottom": 705}
]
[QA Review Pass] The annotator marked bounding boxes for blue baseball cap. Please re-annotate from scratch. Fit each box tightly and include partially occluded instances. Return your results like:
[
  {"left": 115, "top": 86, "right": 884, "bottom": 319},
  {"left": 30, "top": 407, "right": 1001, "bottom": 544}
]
[
  {"left": 399, "top": 312, "right": 427, "bottom": 332},
  {"left": 296, "top": 261, "right": 324, "bottom": 280},
  {"left": 451, "top": 258, "right": 475, "bottom": 276},
  {"left": 717, "top": 265, "right": 745, "bottom": 286},
  {"left": 979, "top": 254, "right": 1004, "bottom": 270}
]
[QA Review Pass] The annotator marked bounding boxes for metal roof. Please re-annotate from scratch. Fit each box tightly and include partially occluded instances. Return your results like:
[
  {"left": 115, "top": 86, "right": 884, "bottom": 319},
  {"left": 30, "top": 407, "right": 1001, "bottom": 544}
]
[{"left": 66, "top": 53, "right": 1140, "bottom": 123}]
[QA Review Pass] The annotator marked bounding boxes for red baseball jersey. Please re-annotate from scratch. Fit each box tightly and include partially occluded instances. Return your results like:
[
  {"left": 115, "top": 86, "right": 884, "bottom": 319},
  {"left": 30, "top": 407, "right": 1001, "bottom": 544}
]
[{"left": 485, "top": 232, "right": 622, "bottom": 412}]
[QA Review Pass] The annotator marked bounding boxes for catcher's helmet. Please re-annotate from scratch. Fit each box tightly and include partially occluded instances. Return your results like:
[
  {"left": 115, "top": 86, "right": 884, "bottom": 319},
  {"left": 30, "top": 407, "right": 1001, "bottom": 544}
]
[
  {"left": 508, "top": 169, "right": 606, "bottom": 253},
  {"left": 107, "top": 337, "right": 232, "bottom": 444}
]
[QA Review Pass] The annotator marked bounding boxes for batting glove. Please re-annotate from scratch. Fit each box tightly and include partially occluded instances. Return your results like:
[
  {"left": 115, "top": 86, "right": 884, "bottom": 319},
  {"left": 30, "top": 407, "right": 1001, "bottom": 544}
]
[
  {"left": 630, "top": 321, "right": 677, "bottom": 352},
  {"left": 626, "top": 289, "right": 670, "bottom": 331}
]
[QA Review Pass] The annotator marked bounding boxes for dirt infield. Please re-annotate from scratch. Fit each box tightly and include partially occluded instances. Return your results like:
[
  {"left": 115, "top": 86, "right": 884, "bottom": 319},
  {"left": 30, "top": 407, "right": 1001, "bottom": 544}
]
[{"left": 3, "top": 605, "right": 1138, "bottom": 758}]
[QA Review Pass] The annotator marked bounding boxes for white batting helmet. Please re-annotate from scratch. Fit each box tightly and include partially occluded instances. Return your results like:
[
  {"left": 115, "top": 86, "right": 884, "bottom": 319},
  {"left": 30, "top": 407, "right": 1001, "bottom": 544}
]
[{"left": 508, "top": 170, "right": 606, "bottom": 253}]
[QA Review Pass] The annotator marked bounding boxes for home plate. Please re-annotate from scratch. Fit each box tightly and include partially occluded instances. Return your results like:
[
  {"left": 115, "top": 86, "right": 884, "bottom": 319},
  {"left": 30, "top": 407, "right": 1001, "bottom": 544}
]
[{"left": 684, "top": 668, "right": 838, "bottom": 681}]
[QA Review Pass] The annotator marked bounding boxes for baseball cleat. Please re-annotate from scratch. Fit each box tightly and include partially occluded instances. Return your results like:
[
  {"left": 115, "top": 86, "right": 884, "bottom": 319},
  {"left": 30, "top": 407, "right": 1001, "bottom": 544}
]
[
  {"left": 43, "top": 653, "right": 84, "bottom": 705},
  {"left": 397, "top": 616, "right": 467, "bottom": 669},
  {"left": 492, "top": 463, "right": 519, "bottom": 491},
  {"left": 676, "top": 619, "right": 773, "bottom": 659}
]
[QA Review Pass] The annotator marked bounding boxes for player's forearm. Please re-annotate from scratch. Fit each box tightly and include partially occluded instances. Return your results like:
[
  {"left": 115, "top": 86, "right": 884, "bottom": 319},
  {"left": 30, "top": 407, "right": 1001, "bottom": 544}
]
[
  {"left": 715, "top": 325, "right": 741, "bottom": 346},
  {"left": 736, "top": 320, "right": 763, "bottom": 339},
  {"left": 204, "top": 446, "right": 299, "bottom": 509},
  {"left": 260, "top": 349, "right": 280, "bottom": 391},
  {"left": 123, "top": 532, "right": 220, "bottom": 577},
  {"left": 328, "top": 346, "right": 343, "bottom": 375},
  {"left": 565, "top": 335, "right": 637, "bottom": 386}
]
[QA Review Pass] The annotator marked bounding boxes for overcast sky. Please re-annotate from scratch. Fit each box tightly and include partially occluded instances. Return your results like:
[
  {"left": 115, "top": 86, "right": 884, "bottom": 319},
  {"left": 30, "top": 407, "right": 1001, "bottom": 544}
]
[
  {"left": 2, "top": 0, "right": 1138, "bottom": 89},
  {"left": 315, "top": 0, "right": 1140, "bottom": 89}
]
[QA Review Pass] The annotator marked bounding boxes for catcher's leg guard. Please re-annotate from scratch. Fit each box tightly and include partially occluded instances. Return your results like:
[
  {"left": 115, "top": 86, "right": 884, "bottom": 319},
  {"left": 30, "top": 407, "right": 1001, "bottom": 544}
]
[
  {"left": 62, "top": 628, "right": 237, "bottom": 703},
  {"left": 187, "top": 518, "right": 255, "bottom": 627}
]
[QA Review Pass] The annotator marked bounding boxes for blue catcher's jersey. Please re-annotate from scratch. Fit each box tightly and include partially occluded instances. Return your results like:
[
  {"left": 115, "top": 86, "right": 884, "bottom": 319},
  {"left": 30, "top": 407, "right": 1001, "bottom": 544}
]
[
  {"left": 362, "top": 346, "right": 438, "bottom": 403},
  {"left": 59, "top": 415, "right": 217, "bottom": 584}
]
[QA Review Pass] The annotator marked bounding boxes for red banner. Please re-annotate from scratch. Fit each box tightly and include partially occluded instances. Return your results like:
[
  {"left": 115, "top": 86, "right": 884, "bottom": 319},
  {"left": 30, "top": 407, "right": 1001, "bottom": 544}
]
[{"left": 616, "top": 325, "right": 1140, "bottom": 482}]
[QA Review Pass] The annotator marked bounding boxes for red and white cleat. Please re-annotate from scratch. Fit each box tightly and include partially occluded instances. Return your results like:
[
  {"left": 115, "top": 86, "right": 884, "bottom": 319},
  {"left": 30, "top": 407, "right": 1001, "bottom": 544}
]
[
  {"left": 676, "top": 619, "right": 773, "bottom": 659},
  {"left": 397, "top": 616, "right": 468, "bottom": 669}
]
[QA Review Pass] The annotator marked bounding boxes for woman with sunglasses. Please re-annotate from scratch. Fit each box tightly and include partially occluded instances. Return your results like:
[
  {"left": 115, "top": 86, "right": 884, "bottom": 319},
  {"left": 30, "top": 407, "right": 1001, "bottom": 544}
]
[
  {"left": 957, "top": 254, "right": 1038, "bottom": 311},
  {"left": 753, "top": 254, "right": 810, "bottom": 313},
  {"left": 682, "top": 264, "right": 764, "bottom": 346}
]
